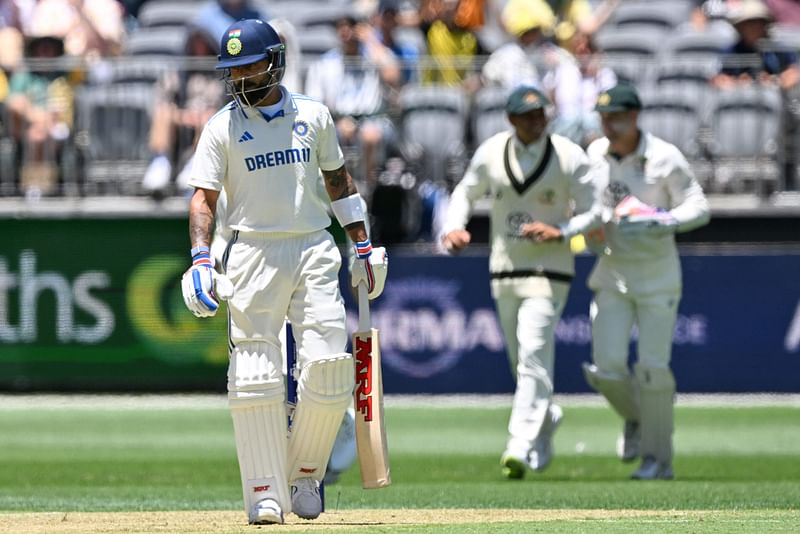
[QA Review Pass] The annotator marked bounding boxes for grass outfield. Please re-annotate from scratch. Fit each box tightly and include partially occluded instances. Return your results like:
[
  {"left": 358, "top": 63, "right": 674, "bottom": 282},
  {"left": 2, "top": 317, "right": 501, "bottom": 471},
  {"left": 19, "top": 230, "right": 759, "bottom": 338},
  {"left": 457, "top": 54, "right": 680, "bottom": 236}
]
[{"left": 0, "top": 396, "right": 798, "bottom": 533}]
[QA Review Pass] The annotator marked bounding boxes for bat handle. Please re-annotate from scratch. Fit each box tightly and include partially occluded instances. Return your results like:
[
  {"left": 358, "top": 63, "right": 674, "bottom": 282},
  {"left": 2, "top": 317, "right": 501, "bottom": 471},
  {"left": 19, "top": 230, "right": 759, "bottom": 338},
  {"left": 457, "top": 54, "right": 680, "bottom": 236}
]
[{"left": 357, "top": 282, "right": 370, "bottom": 331}]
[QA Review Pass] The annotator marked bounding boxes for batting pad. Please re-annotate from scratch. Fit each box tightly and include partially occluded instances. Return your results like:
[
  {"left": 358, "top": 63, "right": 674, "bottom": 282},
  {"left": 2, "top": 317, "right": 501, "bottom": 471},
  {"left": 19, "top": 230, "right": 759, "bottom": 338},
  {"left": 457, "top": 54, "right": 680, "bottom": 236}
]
[
  {"left": 228, "top": 341, "right": 291, "bottom": 515},
  {"left": 582, "top": 363, "right": 640, "bottom": 422},
  {"left": 288, "top": 353, "right": 354, "bottom": 482},
  {"left": 634, "top": 363, "right": 676, "bottom": 464}
]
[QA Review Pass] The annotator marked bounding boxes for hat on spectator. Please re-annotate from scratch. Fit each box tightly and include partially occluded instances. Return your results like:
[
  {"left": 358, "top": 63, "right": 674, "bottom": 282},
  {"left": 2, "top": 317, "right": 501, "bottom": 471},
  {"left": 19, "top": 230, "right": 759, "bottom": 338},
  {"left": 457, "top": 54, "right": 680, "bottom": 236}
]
[
  {"left": 595, "top": 84, "right": 642, "bottom": 112},
  {"left": 501, "top": 0, "right": 555, "bottom": 37},
  {"left": 727, "top": 0, "right": 772, "bottom": 26},
  {"left": 506, "top": 85, "right": 550, "bottom": 114}
]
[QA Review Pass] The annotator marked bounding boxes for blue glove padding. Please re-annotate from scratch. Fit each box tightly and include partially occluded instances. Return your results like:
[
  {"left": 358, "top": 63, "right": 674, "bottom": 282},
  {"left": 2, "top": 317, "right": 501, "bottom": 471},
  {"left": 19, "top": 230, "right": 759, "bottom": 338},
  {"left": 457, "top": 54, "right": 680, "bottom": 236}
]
[{"left": 180, "top": 265, "right": 234, "bottom": 318}]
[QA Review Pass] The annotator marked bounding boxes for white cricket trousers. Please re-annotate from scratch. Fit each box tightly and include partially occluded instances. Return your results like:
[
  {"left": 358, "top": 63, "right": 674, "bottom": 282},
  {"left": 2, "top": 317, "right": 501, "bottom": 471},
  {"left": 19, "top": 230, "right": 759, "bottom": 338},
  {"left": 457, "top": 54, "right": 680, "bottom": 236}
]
[
  {"left": 590, "top": 289, "right": 681, "bottom": 373},
  {"left": 494, "top": 281, "right": 569, "bottom": 457},
  {"left": 223, "top": 229, "right": 348, "bottom": 364}
]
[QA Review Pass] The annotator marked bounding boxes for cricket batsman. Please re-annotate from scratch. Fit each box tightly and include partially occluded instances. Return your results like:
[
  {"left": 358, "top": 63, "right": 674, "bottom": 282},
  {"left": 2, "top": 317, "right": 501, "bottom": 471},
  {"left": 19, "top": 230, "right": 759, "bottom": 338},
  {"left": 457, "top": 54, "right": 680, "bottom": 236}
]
[
  {"left": 180, "top": 19, "right": 387, "bottom": 524},
  {"left": 442, "top": 86, "right": 603, "bottom": 479},
  {"left": 582, "top": 83, "right": 710, "bottom": 480}
]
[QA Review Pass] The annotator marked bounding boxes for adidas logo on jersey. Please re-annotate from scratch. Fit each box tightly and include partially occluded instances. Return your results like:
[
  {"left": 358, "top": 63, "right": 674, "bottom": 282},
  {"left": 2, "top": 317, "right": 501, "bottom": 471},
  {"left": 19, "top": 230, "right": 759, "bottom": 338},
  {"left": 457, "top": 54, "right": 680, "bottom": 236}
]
[{"left": 238, "top": 131, "right": 254, "bottom": 143}]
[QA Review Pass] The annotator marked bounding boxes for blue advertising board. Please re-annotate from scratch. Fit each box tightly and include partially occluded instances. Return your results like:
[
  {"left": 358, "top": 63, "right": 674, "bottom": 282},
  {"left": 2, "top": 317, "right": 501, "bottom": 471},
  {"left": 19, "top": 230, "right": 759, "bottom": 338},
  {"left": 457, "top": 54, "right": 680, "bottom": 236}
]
[{"left": 343, "top": 248, "right": 800, "bottom": 394}]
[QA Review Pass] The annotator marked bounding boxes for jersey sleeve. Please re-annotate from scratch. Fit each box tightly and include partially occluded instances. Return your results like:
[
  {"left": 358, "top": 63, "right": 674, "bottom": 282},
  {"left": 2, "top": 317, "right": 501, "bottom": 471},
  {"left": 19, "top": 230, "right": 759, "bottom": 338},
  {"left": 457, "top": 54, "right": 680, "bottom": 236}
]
[
  {"left": 316, "top": 106, "right": 345, "bottom": 171},
  {"left": 442, "top": 141, "right": 493, "bottom": 234},
  {"left": 187, "top": 114, "right": 228, "bottom": 191},
  {"left": 665, "top": 148, "right": 710, "bottom": 232}
]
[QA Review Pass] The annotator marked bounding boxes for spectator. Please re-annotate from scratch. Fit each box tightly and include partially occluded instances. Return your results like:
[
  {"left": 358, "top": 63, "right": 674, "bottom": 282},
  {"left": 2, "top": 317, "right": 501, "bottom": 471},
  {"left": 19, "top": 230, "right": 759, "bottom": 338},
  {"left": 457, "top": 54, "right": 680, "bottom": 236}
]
[
  {"left": 712, "top": 0, "right": 800, "bottom": 90},
  {"left": 5, "top": 34, "right": 75, "bottom": 196},
  {"left": 25, "top": 0, "right": 125, "bottom": 58},
  {"left": 304, "top": 14, "right": 401, "bottom": 189},
  {"left": 765, "top": 0, "right": 800, "bottom": 26},
  {"left": 142, "top": 25, "right": 227, "bottom": 196},
  {"left": 192, "top": 0, "right": 266, "bottom": 43},
  {"left": 422, "top": 0, "right": 481, "bottom": 85},
  {"left": 372, "top": 0, "right": 421, "bottom": 85}
]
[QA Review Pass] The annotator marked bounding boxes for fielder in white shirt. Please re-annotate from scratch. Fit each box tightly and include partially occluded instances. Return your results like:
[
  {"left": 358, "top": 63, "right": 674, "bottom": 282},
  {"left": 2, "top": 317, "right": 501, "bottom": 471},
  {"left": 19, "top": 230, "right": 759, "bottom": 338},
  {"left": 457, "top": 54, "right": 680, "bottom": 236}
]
[
  {"left": 582, "top": 84, "right": 710, "bottom": 481},
  {"left": 442, "top": 86, "right": 602, "bottom": 479},
  {"left": 179, "top": 19, "right": 387, "bottom": 525}
]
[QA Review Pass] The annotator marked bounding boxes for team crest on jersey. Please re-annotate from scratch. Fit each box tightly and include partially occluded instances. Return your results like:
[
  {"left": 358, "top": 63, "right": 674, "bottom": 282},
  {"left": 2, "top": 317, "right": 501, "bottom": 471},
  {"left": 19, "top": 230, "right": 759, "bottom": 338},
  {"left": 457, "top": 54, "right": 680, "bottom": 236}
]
[
  {"left": 507, "top": 211, "right": 533, "bottom": 238},
  {"left": 538, "top": 189, "right": 556, "bottom": 205},
  {"left": 293, "top": 120, "right": 309, "bottom": 137},
  {"left": 605, "top": 181, "right": 630, "bottom": 207}
]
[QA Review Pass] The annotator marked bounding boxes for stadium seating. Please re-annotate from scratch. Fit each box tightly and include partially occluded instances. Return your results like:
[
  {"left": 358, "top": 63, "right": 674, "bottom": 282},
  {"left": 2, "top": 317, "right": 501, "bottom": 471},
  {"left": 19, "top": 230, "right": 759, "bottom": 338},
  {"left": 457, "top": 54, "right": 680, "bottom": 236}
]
[
  {"left": 136, "top": 1, "right": 204, "bottom": 28},
  {"left": 470, "top": 85, "right": 511, "bottom": 148}
]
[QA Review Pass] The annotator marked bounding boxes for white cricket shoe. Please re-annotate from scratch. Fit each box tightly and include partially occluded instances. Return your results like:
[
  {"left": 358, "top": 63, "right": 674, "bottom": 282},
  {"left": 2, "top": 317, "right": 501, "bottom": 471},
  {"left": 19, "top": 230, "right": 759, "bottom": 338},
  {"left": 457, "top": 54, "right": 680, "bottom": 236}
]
[
  {"left": 631, "top": 456, "right": 674, "bottom": 480},
  {"left": 617, "top": 420, "right": 640, "bottom": 463},
  {"left": 249, "top": 498, "right": 283, "bottom": 525},
  {"left": 291, "top": 477, "right": 322, "bottom": 519},
  {"left": 528, "top": 404, "right": 563, "bottom": 472}
]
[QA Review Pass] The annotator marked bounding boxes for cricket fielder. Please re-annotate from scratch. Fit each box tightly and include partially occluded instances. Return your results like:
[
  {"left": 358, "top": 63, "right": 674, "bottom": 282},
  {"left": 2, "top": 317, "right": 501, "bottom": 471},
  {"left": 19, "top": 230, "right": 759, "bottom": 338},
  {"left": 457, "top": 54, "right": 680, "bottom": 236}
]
[
  {"left": 583, "top": 83, "right": 710, "bottom": 480},
  {"left": 442, "top": 86, "right": 602, "bottom": 479},
  {"left": 180, "top": 19, "right": 387, "bottom": 524}
]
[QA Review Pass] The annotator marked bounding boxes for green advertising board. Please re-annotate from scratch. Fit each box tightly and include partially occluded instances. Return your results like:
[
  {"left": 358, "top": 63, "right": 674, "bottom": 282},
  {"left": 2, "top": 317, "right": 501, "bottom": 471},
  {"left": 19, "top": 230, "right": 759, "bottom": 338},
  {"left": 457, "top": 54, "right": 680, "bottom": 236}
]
[{"left": 0, "top": 216, "right": 344, "bottom": 391}]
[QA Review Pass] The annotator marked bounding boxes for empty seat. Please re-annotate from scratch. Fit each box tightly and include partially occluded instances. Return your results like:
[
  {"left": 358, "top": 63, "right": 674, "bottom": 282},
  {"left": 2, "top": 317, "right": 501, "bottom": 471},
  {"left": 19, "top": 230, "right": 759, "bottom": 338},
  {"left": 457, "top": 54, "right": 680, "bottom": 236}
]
[
  {"left": 123, "top": 26, "right": 188, "bottom": 56},
  {"left": 398, "top": 84, "right": 469, "bottom": 186},
  {"left": 471, "top": 85, "right": 511, "bottom": 147},
  {"left": 708, "top": 84, "right": 783, "bottom": 194},
  {"left": 73, "top": 83, "right": 155, "bottom": 195},
  {"left": 137, "top": 1, "right": 203, "bottom": 28},
  {"left": 296, "top": 25, "right": 338, "bottom": 58},
  {"left": 609, "top": 0, "right": 693, "bottom": 33},
  {"left": 594, "top": 26, "right": 661, "bottom": 85},
  {"left": 639, "top": 86, "right": 704, "bottom": 157}
]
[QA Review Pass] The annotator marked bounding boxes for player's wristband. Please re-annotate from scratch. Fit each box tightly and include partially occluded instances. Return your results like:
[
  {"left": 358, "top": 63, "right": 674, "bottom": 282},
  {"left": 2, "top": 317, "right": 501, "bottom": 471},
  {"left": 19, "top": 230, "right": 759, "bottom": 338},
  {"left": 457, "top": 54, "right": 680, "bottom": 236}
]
[
  {"left": 331, "top": 193, "right": 365, "bottom": 227},
  {"left": 355, "top": 239, "right": 372, "bottom": 259},
  {"left": 191, "top": 245, "right": 213, "bottom": 267}
]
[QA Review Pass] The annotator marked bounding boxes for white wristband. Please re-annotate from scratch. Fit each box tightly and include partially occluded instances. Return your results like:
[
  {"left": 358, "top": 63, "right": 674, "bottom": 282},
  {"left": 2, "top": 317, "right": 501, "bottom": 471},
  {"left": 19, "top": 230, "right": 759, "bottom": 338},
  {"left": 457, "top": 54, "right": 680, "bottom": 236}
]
[{"left": 331, "top": 193, "right": 365, "bottom": 227}]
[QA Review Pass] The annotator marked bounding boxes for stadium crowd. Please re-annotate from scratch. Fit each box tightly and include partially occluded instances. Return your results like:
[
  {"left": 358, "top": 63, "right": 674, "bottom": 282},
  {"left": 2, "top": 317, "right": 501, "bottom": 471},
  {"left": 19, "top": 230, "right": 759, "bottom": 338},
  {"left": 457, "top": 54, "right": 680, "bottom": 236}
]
[{"left": 0, "top": 0, "right": 798, "bottom": 243}]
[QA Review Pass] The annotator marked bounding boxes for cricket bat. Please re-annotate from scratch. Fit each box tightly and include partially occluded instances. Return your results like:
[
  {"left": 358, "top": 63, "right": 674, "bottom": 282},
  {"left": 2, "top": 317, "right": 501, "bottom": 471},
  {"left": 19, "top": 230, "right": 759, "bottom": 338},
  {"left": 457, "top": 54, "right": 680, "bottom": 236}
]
[{"left": 353, "top": 283, "right": 391, "bottom": 489}]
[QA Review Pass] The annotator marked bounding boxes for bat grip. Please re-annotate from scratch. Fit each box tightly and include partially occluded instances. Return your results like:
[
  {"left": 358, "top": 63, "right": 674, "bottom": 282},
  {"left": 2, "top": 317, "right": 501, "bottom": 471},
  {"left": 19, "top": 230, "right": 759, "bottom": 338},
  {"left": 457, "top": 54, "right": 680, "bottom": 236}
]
[{"left": 357, "top": 282, "right": 371, "bottom": 331}]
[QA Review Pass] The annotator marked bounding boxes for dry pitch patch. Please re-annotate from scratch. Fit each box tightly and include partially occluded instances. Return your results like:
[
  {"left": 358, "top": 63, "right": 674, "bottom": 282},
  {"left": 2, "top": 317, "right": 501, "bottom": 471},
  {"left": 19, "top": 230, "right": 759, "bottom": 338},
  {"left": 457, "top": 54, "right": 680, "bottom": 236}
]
[{"left": 0, "top": 509, "right": 711, "bottom": 533}]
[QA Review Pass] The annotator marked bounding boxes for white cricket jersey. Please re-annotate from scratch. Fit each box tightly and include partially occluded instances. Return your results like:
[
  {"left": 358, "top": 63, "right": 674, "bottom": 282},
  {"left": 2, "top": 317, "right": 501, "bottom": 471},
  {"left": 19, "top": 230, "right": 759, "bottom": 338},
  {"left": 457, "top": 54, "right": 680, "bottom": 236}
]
[
  {"left": 444, "top": 131, "right": 601, "bottom": 279},
  {"left": 586, "top": 131, "right": 710, "bottom": 294},
  {"left": 189, "top": 86, "right": 344, "bottom": 234}
]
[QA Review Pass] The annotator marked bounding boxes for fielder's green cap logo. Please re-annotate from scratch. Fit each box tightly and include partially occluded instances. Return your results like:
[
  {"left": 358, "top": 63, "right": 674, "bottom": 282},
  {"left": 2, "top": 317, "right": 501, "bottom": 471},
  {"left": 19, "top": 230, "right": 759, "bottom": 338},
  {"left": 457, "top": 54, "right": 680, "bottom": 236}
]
[
  {"left": 595, "top": 84, "right": 642, "bottom": 112},
  {"left": 227, "top": 29, "right": 242, "bottom": 56},
  {"left": 598, "top": 93, "right": 611, "bottom": 106}
]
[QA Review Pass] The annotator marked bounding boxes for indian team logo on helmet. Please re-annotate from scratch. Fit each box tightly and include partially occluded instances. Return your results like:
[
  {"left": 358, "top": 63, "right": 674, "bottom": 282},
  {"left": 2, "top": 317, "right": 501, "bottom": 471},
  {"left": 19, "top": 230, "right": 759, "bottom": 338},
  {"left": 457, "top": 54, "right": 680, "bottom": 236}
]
[
  {"left": 226, "top": 29, "right": 242, "bottom": 56},
  {"left": 293, "top": 120, "right": 309, "bottom": 137}
]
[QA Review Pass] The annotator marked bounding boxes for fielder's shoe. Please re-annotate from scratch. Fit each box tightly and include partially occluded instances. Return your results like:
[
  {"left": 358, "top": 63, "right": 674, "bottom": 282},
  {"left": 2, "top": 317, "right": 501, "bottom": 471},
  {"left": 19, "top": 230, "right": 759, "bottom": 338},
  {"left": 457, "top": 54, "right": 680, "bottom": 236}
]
[
  {"left": 617, "top": 420, "right": 641, "bottom": 463},
  {"left": 500, "top": 453, "right": 527, "bottom": 480},
  {"left": 249, "top": 498, "right": 283, "bottom": 525},
  {"left": 291, "top": 477, "right": 322, "bottom": 519},
  {"left": 528, "top": 404, "right": 563, "bottom": 472},
  {"left": 631, "top": 455, "right": 674, "bottom": 480}
]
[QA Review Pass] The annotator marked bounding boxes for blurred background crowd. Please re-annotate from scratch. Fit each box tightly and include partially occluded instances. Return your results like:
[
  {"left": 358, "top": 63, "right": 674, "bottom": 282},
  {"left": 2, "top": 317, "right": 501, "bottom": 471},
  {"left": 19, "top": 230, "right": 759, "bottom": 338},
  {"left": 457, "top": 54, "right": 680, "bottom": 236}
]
[{"left": 0, "top": 0, "right": 798, "bottom": 245}]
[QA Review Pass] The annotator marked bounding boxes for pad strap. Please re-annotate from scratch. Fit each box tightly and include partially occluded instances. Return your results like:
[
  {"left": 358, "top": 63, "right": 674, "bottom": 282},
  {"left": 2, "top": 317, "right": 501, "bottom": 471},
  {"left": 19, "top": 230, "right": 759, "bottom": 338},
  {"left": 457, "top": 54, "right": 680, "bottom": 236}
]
[{"left": 331, "top": 193, "right": 366, "bottom": 227}]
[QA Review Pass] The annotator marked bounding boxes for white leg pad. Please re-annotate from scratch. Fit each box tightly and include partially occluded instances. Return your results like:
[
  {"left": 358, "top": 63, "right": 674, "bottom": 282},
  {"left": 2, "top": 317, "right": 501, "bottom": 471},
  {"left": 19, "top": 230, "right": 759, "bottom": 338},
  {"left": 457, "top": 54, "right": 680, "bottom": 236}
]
[
  {"left": 228, "top": 341, "right": 291, "bottom": 516},
  {"left": 288, "top": 353, "right": 354, "bottom": 481},
  {"left": 582, "top": 362, "right": 640, "bottom": 422},
  {"left": 634, "top": 362, "right": 676, "bottom": 464}
]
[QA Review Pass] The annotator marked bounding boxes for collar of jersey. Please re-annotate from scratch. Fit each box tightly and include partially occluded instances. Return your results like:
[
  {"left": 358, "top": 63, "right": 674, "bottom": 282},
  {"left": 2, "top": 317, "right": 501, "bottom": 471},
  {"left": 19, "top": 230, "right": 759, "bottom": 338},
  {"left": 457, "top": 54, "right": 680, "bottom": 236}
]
[
  {"left": 242, "top": 85, "right": 298, "bottom": 121},
  {"left": 605, "top": 129, "right": 650, "bottom": 163}
]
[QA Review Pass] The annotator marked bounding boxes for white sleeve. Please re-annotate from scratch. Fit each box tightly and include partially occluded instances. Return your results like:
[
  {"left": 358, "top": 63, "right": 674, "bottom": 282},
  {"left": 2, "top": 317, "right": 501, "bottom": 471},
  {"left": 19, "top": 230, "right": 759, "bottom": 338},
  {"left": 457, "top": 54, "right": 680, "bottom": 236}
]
[
  {"left": 317, "top": 107, "right": 345, "bottom": 171},
  {"left": 665, "top": 149, "right": 710, "bottom": 232},
  {"left": 560, "top": 147, "right": 603, "bottom": 238},
  {"left": 187, "top": 115, "right": 227, "bottom": 191},
  {"left": 442, "top": 143, "right": 493, "bottom": 234}
]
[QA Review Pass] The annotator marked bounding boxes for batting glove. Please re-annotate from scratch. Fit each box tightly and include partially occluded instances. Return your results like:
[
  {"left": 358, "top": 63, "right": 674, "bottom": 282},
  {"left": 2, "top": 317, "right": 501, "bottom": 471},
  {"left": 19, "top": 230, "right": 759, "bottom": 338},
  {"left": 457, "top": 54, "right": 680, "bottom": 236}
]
[
  {"left": 181, "top": 245, "right": 234, "bottom": 318},
  {"left": 349, "top": 239, "right": 388, "bottom": 300}
]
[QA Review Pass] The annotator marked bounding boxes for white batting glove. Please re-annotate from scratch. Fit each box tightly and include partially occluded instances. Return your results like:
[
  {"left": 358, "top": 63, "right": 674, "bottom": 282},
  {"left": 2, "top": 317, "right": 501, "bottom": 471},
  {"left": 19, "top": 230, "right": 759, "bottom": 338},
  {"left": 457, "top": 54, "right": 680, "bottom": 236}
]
[
  {"left": 349, "top": 239, "right": 388, "bottom": 300},
  {"left": 181, "top": 246, "right": 234, "bottom": 318}
]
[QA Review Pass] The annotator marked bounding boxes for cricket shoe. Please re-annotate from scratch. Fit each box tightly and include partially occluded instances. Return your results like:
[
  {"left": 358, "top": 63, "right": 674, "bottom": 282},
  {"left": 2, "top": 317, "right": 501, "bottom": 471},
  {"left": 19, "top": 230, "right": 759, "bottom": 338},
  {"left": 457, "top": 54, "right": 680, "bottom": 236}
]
[
  {"left": 528, "top": 404, "right": 563, "bottom": 472},
  {"left": 249, "top": 498, "right": 283, "bottom": 525},
  {"left": 291, "top": 477, "right": 322, "bottom": 519},
  {"left": 616, "top": 420, "right": 640, "bottom": 463},
  {"left": 500, "top": 453, "right": 527, "bottom": 480},
  {"left": 631, "top": 456, "right": 673, "bottom": 480}
]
